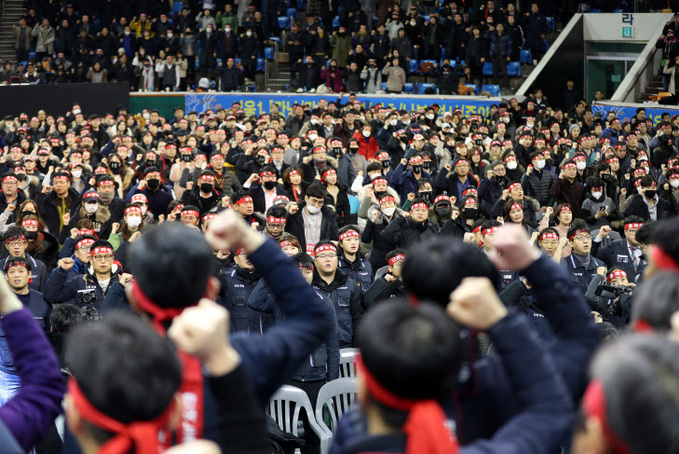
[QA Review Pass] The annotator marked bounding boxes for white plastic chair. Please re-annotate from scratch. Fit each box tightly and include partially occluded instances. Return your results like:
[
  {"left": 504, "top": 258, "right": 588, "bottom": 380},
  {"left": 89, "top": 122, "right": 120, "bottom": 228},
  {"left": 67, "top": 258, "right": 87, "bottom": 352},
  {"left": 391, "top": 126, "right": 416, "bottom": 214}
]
[
  {"left": 267, "top": 385, "right": 330, "bottom": 453},
  {"left": 315, "top": 378, "right": 358, "bottom": 454},
  {"left": 339, "top": 348, "right": 359, "bottom": 378}
]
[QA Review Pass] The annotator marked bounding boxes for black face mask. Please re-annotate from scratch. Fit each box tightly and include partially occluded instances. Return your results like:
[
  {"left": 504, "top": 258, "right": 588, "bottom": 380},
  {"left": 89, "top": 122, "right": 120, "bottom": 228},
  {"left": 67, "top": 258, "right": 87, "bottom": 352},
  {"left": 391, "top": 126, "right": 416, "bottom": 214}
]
[
  {"left": 349, "top": 147, "right": 359, "bottom": 154},
  {"left": 16, "top": 174, "right": 26, "bottom": 181},
  {"left": 423, "top": 161, "right": 432, "bottom": 170},
  {"left": 413, "top": 165, "right": 422, "bottom": 174},
  {"left": 257, "top": 156, "right": 267, "bottom": 164},
  {"left": 464, "top": 208, "right": 478, "bottom": 219},
  {"left": 419, "top": 191, "right": 433, "bottom": 202},
  {"left": 110, "top": 161, "right": 121, "bottom": 170},
  {"left": 494, "top": 174, "right": 505, "bottom": 182},
  {"left": 263, "top": 180, "right": 276, "bottom": 190},
  {"left": 436, "top": 206, "right": 451, "bottom": 218},
  {"left": 147, "top": 178, "right": 160, "bottom": 190},
  {"left": 181, "top": 154, "right": 192, "bottom": 162},
  {"left": 601, "top": 173, "right": 611, "bottom": 180},
  {"left": 25, "top": 231, "right": 37, "bottom": 240},
  {"left": 374, "top": 190, "right": 387, "bottom": 200},
  {"left": 200, "top": 183, "right": 213, "bottom": 193},
  {"left": 381, "top": 160, "right": 390, "bottom": 169},
  {"left": 475, "top": 139, "right": 483, "bottom": 146},
  {"left": 146, "top": 160, "right": 156, "bottom": 167},
  {"left": 332, "top": 147, "right": 342, "bottom": 156},
  {"left": 22, "top": 210, "right": 36, "bottom": 217},
  {"left": 645, "top": 189, "right": 657, "bottom": 199}
]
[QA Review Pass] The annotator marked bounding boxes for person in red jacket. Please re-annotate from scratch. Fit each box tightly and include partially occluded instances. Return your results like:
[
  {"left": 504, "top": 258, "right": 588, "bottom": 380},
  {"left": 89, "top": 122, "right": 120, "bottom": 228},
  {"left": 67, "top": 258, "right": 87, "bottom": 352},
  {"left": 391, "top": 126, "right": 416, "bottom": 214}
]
[{"left": 352, "top": 124, "right": 379, "bottom": 161}]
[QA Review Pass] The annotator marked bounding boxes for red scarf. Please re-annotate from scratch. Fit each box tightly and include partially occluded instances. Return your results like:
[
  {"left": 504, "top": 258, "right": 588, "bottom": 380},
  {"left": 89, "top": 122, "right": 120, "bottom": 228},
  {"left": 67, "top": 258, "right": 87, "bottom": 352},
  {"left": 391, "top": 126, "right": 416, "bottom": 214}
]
[
  {"left": 131, "top": 280, "right": 204, "bottom": 446},
  {"left": 356, "top": 355, "right": 459, "bottom": 454}
]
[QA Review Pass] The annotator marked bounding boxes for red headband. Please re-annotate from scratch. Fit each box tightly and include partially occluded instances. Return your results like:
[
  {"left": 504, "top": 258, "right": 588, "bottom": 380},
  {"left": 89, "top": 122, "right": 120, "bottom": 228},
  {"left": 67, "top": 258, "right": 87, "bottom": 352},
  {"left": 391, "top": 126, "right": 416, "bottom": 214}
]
[
  {"left": 279, "top": 240, "right": 294, "bottom": 249},
  {"left": 321, "top": 169, "right": 336, "bottom": 180},
  {"left": 372, "top": 178, "right": 388, "bottom": 186},
  {"left": 606, "top": 269, "right": 627, "bottom": 282},
  {"left": 508, "top": 182, "right": 521, "bottom": 192},
  {"left": 651, "top": 244, "right": 679, "bottom": 273},
  {"left": 582, "top": 380, "right": 631, "bottom": 454},
  {"left": 455, "top": 159, "right": 469, "bottom": 167},
  {"left": 68, "top": 378, "right": 176, "bottom": 454},
  {"left": 182, "top": 210, "right": 200, "bottom": 218},
  {"left": 289, "top": 170, "right": 300, "bottom": 176},
  {"left": 5, "top": 235, "right": 26, "bottom": 244},
  {"left": 76, "top": 238, "right": 95, "bottom": 250},
  {"left": 569, "top": 229, "right": 588, "bottom": 241},
  {"left": 388, "top": 254, "right": 405, "bottom": 266},
  {"left": 434, "top": 195, "right": 450, "bottom": 205},
  {"left": 77, "top": 229, "right": 95, "bottom": 236},
  {"left": 21, "top": 219, "right": 39, "bottom": 228},
  {"left": 339, "top": 230, "right": 360, "bottom": 241},
  {"left": 131, "top": 195, "right": 147, "bottom": 204},
  {"left": 356, "top": 355, "right": 459, "bottom": 454},
  {"left": 125, "top": 206, "right": 142, "bottom": 216},
  {"left": 91, "top": 246, "right": 113, "bottom": 256},
  {"left": 411, "top": 202, "right": 428, "bottom": 211},
  {"left": 234, "top": 196, "right": 253, "bottom": 205},
  {"left": 267, "top": 216, "right": 287, "bottom": 225},
  {"left": 539, "top": 232, "right": 559, "bottom": 242},
  {"left": 199, "top": 174, "right": 215, "bottom": 182},
  {"left": 202, "top": 213, "right": 216, "bottom": 223},
  {"left": 259, "top": 171, "right": 275, "bottom": 178},
  {"left": 482, "top": 226, "right": 499, "bottom": 236},
  {"left": 314, "top": 244, "right": 337, "bottom": 255},
  {"left": 464, "top": 198, "right": 477, "bottom": 207},
  {"left": 98, "top": 180, "right": 114, "bottom": 187},
  {"left": 510, "top": 203, "right": 523, "bottom": 211},
  {"left": 624, "top": 222, "right": 643, "bottom": 230},
  {"left": 561, "top": 206, "right": 571, "bottom": 212},
  {"left": 562, "top": 163, "right": 576, "bottom": 170},
  {"left": 2, "top": 175, "right": 17, "bottom": 183},
  {"left": 462, "top": 188, "right": 477, "bottom": 196},
  {"left": 472, "top": 225, "right": 482, "bottom": 234}
]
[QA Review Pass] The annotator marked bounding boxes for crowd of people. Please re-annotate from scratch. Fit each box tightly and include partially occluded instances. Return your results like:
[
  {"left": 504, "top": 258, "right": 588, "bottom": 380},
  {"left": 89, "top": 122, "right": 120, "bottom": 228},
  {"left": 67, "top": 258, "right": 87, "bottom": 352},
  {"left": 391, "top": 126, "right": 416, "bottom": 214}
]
[
  {"left": 0, "top": 90, "right": 678, "bottom": 453},
  {"left": 7, "top": 0, "right": 563, "bottom": 94}
]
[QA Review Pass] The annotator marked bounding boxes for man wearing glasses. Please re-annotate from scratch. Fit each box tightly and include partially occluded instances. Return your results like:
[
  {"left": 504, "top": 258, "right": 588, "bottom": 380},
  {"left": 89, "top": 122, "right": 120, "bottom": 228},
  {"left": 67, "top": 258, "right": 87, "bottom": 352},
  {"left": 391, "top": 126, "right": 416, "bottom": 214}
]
[
  {"left": 562, "top": 225, "right": 606, "bottom": 295},
  {"left": 43, "top": 239, "right": 126, "bottom": 312},
  {"left": 0, "top": 226, "right": 47, "bottom": 291},
  {"left": 311, "top": 241, "right": 362, "bottom": 348}
]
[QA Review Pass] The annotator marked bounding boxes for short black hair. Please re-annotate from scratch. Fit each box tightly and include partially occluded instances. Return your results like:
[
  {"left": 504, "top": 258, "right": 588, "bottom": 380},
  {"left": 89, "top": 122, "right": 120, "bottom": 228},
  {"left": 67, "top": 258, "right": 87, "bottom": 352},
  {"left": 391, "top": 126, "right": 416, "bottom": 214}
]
[
  {"left": 265, "top": 205, "right": 287, "bottom": 219},
  {"left": 49, "top": 303, "right": 83, "bottom": 335},
  {"left": 4, "top": 225, "right": 27, "bottom": 241},
  {"left": 65, "top": 312, "right": 181, "bottom": 444},
  {"left": 386, "top": 248, "right": 406, "bottom": 263},
  {"left": 91, "top": 239, "right": 113, "bottom": 251},
  {"left": 402, "top": 237, "right": 500, "bottom": 306},
  {"left": 305, "top": 183, "right": 327, "bottom": 200},
  {"left": 357, "top": 301, "right": 462, "bottom": 425},
  {"left": 292, "top": 252, "right": 314, "bottom": 270},
  {"left": 230, "top": 189, "right": 251, "bottom": 205},
  {"left": 4, "top": 256, "right": 31, "bottom": 272},
  {"left": 631, "top": 271, "right": 679, "bottom": 331},
  {"left": 128, "top": 223, "right": 214, "bottom": 309},
  {"left": 635, "top": 221, "right": 655, "bottom": 246}
]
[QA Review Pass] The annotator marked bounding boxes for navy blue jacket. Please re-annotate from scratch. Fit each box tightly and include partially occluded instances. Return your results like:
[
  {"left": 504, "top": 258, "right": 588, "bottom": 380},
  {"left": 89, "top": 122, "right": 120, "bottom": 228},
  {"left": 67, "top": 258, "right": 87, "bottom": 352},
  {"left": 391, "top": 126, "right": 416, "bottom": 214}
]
[
  {"left": 593, "top": 238, "right": 646, "bottom": 283},
  {"left": 0, "top": 256, "right": 46, "bottom": 292},
  {"left": 391, "top": 163, "right": 431, "bottom": 202},
  {"left": 338, "top": 255, "right": 374, "bottom": 294},
  {"left": 560, "top": 253, "right": 605, "bottom": 296},
  {"left": 312, "top": 268, "right": 363, "bottom": 349},
  {"left": 217, "top": 265, "right": 260, "bottom": 333},
  {"left": 42, "top": 266, "right": 120, "bottom": 312}
]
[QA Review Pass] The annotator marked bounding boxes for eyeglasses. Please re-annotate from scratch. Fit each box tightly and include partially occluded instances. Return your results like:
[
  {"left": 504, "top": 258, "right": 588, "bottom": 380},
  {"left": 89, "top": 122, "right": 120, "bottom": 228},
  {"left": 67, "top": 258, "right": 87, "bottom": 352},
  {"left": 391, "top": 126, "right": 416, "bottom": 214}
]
[
  {"left": 315, "top": 253, "right": 338, "bottom": 260},
  {"left": 92, "top": 254, "right": 113, "bottom": 261},
  {"left": 6, "top": 240, "right": 26, "bottom": 247},
  {"left": 574, "top": 235, "right": 592, "bottom": 241}
]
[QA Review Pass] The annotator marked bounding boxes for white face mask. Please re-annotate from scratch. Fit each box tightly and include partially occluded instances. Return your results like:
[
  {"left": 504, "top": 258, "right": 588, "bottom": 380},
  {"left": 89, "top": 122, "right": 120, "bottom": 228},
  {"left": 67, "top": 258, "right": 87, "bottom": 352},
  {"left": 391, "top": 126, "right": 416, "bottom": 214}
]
[
  {"left": 306, "top": 204, "right": 321, "bottom": 214},
  {"left": 426, "top": 114, "right": 435, "bottom": 120},
  {"left": 535, "top": 160, "right": 545, "bottom": 169},
  {"left": 671, "top": 179, "right": 679, "bottom": 188},
  {"left": 576, "top": 161, "right": 587, "bottom": 171},
  {"left": 362, "top": 130, "right": 371, "bottom": 138},
  {"left": 140, "top": 205, "right": 148, "bottom": 215},
  {"left": 591, "top": 191, "right": 603, "bottom": 199},
  {"left": 72, "top": 169, "right": 82, "bottom": 179},
  {"left": 308, "top": 134, "right": 318, "bottom": 141},
  {"left": 246, "top": 31, "right": 252, "bottom": 37},
  {"left": 503, "top": 117, "right": 510, "bottom": 123},
  {"left": 410, "top": 20, "right": 416, "bottom": 25},
  {"left": 225, "top": 27, "right": 231, "bottom": 32},
  {"left": 167, "top": 32, "right": 173, "bottom": 38},
  {"left": 127, "top": 215, "right": 142, "bottom": 229},
  {"left": 506, "top": 161, "right": 518, "bottom": 170},
  {"left": 85, "top": 202, "right": 98, "bottom": 214},
  {"left": 310, "top": 119, "right": 318, "bottom": 125},
  {"left": 382, "top": 207, "right": 395, "bottom": 216},
  {"left": 389, "top": 119, "right": 397, "bottom": 126}
]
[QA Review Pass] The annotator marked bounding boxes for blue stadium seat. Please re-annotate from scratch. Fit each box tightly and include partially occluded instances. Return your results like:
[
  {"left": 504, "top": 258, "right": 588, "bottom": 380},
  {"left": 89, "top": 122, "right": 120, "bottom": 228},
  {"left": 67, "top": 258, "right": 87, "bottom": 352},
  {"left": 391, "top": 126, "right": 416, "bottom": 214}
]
[
  {"left": 256, "top": 58, "right": 265, "bottom": 72},
  {"left": 332, "top": 16, "right": 340, "bottom": 28},
  {"left": 422, "top": 15, "right": 430, "bottom": 23},
  {"left": 465, "top": 84, "right": 477, "bottom": 94},
  {"left": 287, "top": 8, "right": 298, "bottom": 19},
  {"left": 264, "top": 46, "right": 274, "bottom": 60},
  {"left": 404, "top": 82, "right": 414, "bottom": 93},
  {"left": 412, "top": 47, "right": 419, "bottom": 60},
  {"left": 546, "top": 17, "right": 555, "bottom": 32},
  {"left": 269, "top": 36, "right": 281, "bottom": 46},
  {"left": 440, "top": 48, "right": 447, "bottom": 61},
  {"left": 216, "top": 58, "right": 223, "bottom": 66},
  {"left": 172, "top": 1, "right": 184, "bottom": 14},
  {"left": 588, "top": 8, "right": 601, "bottom": 13},
  {"left": 482, "top": 84, "right": 501, "bottom": 96},
  {"left": 418, "top": 83, "right": 436, "bottom": 94},
  {"left": 520, "top": 49, "right": 532, "bottom": 64},
  {"left": 482, "top": 61, "right": 493, "bottom": 76},
  {"left": 277, "top": 16, "right": 290, "bottom": 29},
  {"left": 381, "top": 82, "right": 387, "bottom": 91},
  {"left": 409, "top": 59, "right": 418, "bottom": 73},
  {"left": 507, "top": 61, "right": 521, "bottom": 76},
  {"left": 28, "top": 51, "right": 36, "bottom": 60},
  {"left": 235, "top": 58, "right": 241, "bottom": 67}
]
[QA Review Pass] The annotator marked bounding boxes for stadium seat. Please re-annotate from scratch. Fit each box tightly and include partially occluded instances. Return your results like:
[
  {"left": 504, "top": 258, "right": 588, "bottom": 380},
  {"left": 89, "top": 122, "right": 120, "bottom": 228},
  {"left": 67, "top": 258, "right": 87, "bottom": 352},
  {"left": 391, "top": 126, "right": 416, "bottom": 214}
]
[
  {"left": 256, "top": 58, "right": 265, "bottom": 72},
  {"left": 465, "top": 84, "right": 477, "bottom": 94},
  {"left": 422, "top": 15, "right": 430, "bottom": 23},
  {"left": 234, "top": 58, "right": 241, "bottom": 67},
  {"left": 440, "top": 48, "right": 447, "bottom": 61},
  {"left": 381, "top": 82, "right": 387, "bottom": 91},
  {"left": 268, "top": 36, "right": 281, "bottom": 46},
  {"left": 507, "top": 61, "right": 521, "bottom": 76},
  {"left": 216, "top": 58, "right": 223, "bottom": 66},
  {"left": 482, "top": 84, "right": 501, "bottom": 96},
  {"left": 277, "top": 16, "right": 289, "bottom": 29},
  {"left": 482, "top": 61, "right": 493, "bottom": 76},
  {"left": 287, "top": 8, "right": 298, "bottom": 19},
  {"left": 409, "top": 59, "right": 418, "bottom": 73},
  {"left": 404, "top": 82, "right": 415, "bottom": 93},
  {"left": 520, "top": 49, "right": 532, "bottom": 64},
  {"left": 172, "top": 1, "right": 184, "bottom": 14},
  {"left": 264, "top": 46, "right": 274, "bottom": 60},
  {"left": 418, "top": 83, "right": 436, "bottom": 94},
  {"left": 332, "top": 16, "right": 340, "bottom": 28},
  {"left": 546, "top": 17, "right": 555, "bottom": 32}
]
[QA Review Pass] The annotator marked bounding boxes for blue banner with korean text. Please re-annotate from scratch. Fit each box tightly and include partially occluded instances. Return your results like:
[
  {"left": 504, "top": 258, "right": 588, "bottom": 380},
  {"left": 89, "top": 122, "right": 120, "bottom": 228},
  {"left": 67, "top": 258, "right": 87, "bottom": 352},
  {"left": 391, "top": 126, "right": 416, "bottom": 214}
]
[
  {"left": 185, "top": 93, "right": 501, "bottom": 118},
  {"left": 592, "top": 102, "right": 679, "bottom": 126}
]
